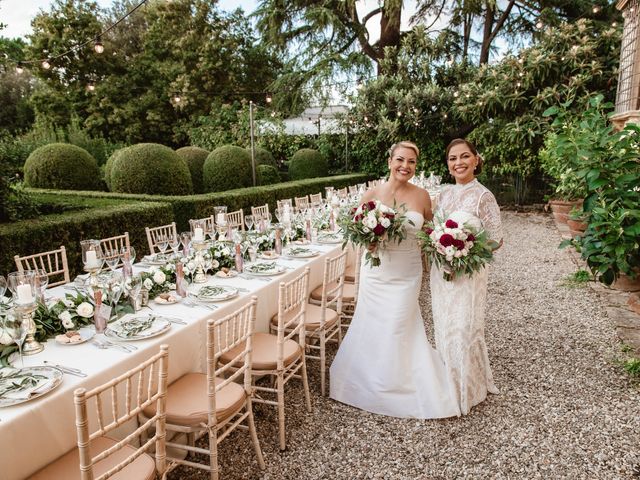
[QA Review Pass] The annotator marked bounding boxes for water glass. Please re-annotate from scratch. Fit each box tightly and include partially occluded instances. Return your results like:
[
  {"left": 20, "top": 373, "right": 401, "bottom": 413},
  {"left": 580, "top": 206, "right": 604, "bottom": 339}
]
[
  {"left": 169, "top": 237, "right": 180, "bottom": 257},
  {"left": 1, "top": 308, "right": 28, "bottom": 367},
  {"left": 180, "top": 232, "right": 191, "bottom": 257},
  {"left": 244, "top": 214, "right": 254, "bottom": 231},
  {"left": 248, "top": 246, "right": 257, "bottom": 263},
  {"left": 35, "top": 269, "right": 48, "bottom": 302}
]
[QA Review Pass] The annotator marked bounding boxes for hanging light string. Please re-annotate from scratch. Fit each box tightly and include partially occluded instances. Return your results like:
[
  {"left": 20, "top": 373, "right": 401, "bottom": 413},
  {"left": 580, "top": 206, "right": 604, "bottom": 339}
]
[{"left": 8, "top": 0, "right": 148, "bottom": 69}]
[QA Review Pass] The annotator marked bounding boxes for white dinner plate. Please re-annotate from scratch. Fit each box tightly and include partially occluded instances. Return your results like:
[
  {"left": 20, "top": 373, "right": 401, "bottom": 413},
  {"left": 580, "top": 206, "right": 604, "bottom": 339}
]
[
  {"left": 285, "top": 247, "right": 320, "bottom": 258},
  {"left": 105, "top": 315, "right": 171, "bottom": 341},
  {"left": 0, "top": 366, "right": 64, "bottom": 407},
  {"left": 142, "top": 254, "right": 171, "bottom": 266},
  {"left": 244, "top": 262, "right": 286, "bottom": 276},
  {"left": 258, "top": 251, "right": 280, "bottom": 260},
  {"left": 317, "top": 233, "right": 343, "bottom": 244},
  {"left": 152, "top": 292, "right": 182, "bottom": 306},
  {"left": 55, "top": 327, "right": 95, "bottom": 346},
  {"left": 194, "top": 285, "right": 238, "bottom": 302}
]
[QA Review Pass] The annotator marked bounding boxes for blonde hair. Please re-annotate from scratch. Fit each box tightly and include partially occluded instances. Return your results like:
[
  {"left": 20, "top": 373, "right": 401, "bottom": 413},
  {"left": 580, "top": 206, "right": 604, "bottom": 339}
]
[{"left": 388, "top": 141, "right": 420, "bottom": 158}]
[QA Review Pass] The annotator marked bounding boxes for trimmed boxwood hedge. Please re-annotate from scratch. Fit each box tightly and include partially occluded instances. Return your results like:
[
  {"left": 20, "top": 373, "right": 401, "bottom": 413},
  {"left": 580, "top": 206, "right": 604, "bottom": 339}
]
[
  {"left": 110, "top": 143, "right": 193, "bottom": 195},
  {"left": 203, "top": 145, "right": 253, "bottom": 192},
  {"left": 257, "top": 165, "right": 280, "bottom": 185},
  {"left": 249, "top": 147, "right": 277, "bottom": 168},
  {"left": 288, "top": 148, "right": 328, "bottom": 180},
  {"left": 24, "top": 143, "right": 102, "bottom": 191},
  {"left": 1, "top": 198, "right": 173, "bottom": 277},
  {"left": 26, "top": 173, "right": 370, "bottom": 232},
  {"left": 176, "top": 146, "right": 209, "bottom": 194}
]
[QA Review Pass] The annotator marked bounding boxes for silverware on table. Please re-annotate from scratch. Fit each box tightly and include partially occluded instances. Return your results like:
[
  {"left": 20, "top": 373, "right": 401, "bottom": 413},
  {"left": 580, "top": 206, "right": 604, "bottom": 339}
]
[
  {"left": 92, "top": 338, "right": 136, "bottom": 353},
  {"left": 43, "top": 361, "right": 87, "bottom": 377}
]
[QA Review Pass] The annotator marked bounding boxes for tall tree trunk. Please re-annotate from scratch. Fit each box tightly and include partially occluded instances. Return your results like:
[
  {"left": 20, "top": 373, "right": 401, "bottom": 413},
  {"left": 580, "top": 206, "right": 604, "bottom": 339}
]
[
  {"left": 462, "top": 12, "right": 471, "bottom": 61},
  {"left": 479, "top": 2, "right": 494, "bottom": 64},
  {"left": 378, "top": 0, "right": 402, "bottom": 74}
]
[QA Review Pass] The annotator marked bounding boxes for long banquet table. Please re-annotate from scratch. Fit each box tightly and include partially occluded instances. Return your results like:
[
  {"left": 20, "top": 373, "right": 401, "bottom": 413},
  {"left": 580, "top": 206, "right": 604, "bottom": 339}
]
[{"left": 1, "top": 242, "right": 344, "bottom": 480}]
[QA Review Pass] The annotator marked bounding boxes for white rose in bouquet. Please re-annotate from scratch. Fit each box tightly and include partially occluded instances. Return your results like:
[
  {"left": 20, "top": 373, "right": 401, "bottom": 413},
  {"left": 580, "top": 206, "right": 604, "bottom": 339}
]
[
  {"left": 448, "top": 210, "right": 482, "bottom": 231},
  {"left": 153, "top": 271, "right": 166, "bottom": 284},
  {"left": 212, "top": 259, "right": 220, "bottom": 269},
  {"left": 62, "top": 298, "right": 75, "bottom": 308},
  {"left": 380, "top": 217, "right": 391, "bottom": 228},
  {"left": 58, "top": 310, "right": 75, "bottom": 329},
  {"left": 143, "top": 278, "right": 154, "bottom": 290},
  {"left": 76, "top": 302, "right": 94, "bottom": 318}
]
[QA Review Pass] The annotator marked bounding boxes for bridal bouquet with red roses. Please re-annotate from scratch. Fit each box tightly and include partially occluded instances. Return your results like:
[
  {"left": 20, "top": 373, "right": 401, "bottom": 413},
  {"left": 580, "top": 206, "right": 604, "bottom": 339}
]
[
  {"left": 417, "top": 211, "right": 498, "bottom": 281},
  {"left": 339, "top": 200, "right": 411, "bottom": 266}
]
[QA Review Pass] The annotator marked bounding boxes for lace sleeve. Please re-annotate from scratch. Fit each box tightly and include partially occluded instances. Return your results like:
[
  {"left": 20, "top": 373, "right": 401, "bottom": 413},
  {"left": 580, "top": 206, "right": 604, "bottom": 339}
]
[{"left": 477, "top": 191, "right": 502, "bottom": 242}]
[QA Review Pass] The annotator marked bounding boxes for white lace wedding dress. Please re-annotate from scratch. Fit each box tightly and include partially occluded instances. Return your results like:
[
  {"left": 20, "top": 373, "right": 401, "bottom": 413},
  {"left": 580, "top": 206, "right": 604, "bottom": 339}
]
[
  {"left": 430, "top": 179, "right": 503, "bottom": 415},
  {"left": 330, "top": 211, "right": 461, "bottom": 419}
]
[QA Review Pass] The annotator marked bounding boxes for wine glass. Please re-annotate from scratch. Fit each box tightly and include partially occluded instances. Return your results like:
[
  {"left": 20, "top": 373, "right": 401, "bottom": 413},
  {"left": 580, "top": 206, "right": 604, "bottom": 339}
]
[
  {"left": 104, "top": 249, "right": 121, "bottom": 272},
  {"left": 156, "top": 235, "right": 169, "bottom": 256},
  {"left": 169, "top": 236, "right": 180, "bottom": 258},
  {"left": 244, "top": 214, "right": 254, "bottom": 231},
  {"left": 120, "top": 245, "right": 136, "bottom": 265},
  {"left": 125, "top": 273, "right": 142, "bottom": 310},
  {"left": 0, "top": 275, "right": 7, "bottom": 299},
  {"left": 265, "top": 212, "right": 272, "bottom": 229},
  {"left": 107, "top": 272, "right": 124, "bottom": 308},
  {"left": 1, "top": 308, "right": 28, "bottom": 367},
  {"left": 35, "top": 269, "right": 48, "bottom": 302}
]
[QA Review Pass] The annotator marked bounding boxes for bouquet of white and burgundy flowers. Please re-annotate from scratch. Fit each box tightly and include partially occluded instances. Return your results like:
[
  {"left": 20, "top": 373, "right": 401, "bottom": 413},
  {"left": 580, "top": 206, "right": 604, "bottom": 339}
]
[
  {"left": 417, "top": 211, "right": 498, "bottom": 281},
  {"left": 339, "top": 200, "right": 411, "bottom": 266}
]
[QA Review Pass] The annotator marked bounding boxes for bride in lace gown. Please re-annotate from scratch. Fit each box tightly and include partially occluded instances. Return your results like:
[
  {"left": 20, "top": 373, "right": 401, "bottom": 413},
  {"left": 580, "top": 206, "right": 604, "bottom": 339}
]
[
  {"left": 430, "top": 138, "right": 503, "bottom": 415},
  {"left": 330, "top": 141, "right": 460, "bottom": 419}
]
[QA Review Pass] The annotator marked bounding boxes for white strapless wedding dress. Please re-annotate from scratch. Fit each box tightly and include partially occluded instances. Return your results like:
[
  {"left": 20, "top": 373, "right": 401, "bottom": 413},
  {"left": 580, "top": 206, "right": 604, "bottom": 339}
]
[{"left": 330, "top": 211, "right": 461, "bottom": 419}]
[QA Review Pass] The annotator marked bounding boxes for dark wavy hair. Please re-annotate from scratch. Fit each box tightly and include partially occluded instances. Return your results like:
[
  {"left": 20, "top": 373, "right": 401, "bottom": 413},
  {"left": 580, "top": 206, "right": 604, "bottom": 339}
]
[{"left": 445, "top": 138, "right": 483, "bottom": 175}]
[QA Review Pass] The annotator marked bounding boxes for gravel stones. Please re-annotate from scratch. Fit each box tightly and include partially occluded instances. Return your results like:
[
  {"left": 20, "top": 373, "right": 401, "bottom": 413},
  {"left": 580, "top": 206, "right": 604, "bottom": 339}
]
[{"left": 169, "top": 212, "right": 640, "bottom": 480}]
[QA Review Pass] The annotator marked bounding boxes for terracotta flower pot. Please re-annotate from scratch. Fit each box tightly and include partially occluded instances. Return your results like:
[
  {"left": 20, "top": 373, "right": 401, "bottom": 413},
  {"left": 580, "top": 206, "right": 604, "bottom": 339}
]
[
  {"left": 567, "top": 218, "right": 588, "bottom": 237},
  {"left": 549, "top": 199, "right": 583, "bottom": 225},
  {"left": 612, "top": 271, "right": 640, "bottom": 292}
]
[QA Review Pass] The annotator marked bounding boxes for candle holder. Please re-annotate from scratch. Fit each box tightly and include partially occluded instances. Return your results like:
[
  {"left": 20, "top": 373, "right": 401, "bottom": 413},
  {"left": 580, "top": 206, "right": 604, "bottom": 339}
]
[
  {"left": 8, "top": 271, "right": 43, "bottom": 355},
  {"left": 81, "top": 239, "right": 104, "bottom": 291},
  {"left": 192, "top": 239, "right": 208, "bottom": 283}
]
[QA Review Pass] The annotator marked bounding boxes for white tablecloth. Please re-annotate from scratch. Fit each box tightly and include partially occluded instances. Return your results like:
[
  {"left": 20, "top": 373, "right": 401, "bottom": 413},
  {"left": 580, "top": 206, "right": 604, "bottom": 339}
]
[{"left": 1, "top": 242, "right": 345, "bottom": 480}]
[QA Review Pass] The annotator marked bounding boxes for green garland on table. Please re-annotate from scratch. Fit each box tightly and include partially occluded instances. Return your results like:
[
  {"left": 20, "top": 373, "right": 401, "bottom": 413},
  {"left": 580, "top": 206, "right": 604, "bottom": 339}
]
[{"left": 0, "top": 290, "right": 134, "bottom": 366}]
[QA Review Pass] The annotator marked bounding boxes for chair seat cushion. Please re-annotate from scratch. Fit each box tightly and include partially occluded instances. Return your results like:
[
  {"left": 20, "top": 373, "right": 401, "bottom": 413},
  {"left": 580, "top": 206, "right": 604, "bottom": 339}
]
[
  {"left": 310, "top": 282, "right": 356, "bottom": 303},
  {"left": 219, "top": 332, "right": 301, "bottom": 371},
  {"left": 344, "top": 263, "right": 356, "bottom": 283},
  {"left": 270, "top": 303, "right": 338, "bottom": 331},
  {"left": 28, "top": 435, "right": 155, "bottom": 480},
  {"left": 143, "top": 373, "right": 245, "bottom": 428}
]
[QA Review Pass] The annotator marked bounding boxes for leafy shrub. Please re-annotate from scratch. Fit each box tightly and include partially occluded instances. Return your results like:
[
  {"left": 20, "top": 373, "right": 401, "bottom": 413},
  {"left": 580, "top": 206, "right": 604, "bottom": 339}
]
[
  {"left": 110, "top": 143, "right": 193, "bottom": 195},
  {"left": 176, "top": 146, "right": 209, "bottom": 194},
  {"left": 257, "top": 165, "right": 280, "bottom": 185},
  {"left": 203, "top": 145, "right": 253, "bottom": 192},
  {"left": 248, "top": 146, "right": 277, "bottom": 168},
  {"left": 24, "top": 143, "right": 102, "bottom": 190},
  {"left": 288, "top": 148, "right": 328, "bottom": 180},
  {"left": 27, "top": 173, "right": 370, "bottom": 231},
  {"left": 103, "top": 148, "right": 124, "bottom": 191},
  {"left": 0, "top": 198, "right": 173, "bottom": 276}
]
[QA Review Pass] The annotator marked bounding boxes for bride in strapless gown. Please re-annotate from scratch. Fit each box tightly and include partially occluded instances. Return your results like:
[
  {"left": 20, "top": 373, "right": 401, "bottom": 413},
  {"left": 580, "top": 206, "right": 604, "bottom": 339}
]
[{"left": 329, "top": 142, "right": 460, "bottom": 419}]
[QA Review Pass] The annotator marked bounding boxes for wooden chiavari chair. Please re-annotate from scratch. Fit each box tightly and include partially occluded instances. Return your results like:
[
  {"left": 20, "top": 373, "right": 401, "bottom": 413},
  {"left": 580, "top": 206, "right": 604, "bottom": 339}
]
[
  {"left": 145, "top": 222, "right": 177, "bottom": 255},
  {"left": 271, "top": 251, "right": 347, "bottom": 396},
  {"left": 226, "top": 209, "right": 245, "bottom": 231},
  {"left": 142, "top": 299, "right": 265, "bottom": 479},
  {"left": 335, "top": 187, "right": 348, "bottom": 198},
  {"left": 220, "top": 269, "right": 311, "bottom": 450},
  {"left": 99, "top": 232, "right": 130, "bottom": 268},
  {"left": 29, "top": 345, "right": 169, "bottom": 480},
  {"left": 294, "top": 195, "right": 310, "bottom": 210},
  {"left": 309, "top": 193, "right": 322, "bottom": 205},
  {"left": 348, "top": 185, "right": 358, "bottom": 196},
  {"left": 251, "top": 203, "right": 269, "bottom": 219},
  {"left": 14, "top": 246, "right": 70, "bottom": 288}
]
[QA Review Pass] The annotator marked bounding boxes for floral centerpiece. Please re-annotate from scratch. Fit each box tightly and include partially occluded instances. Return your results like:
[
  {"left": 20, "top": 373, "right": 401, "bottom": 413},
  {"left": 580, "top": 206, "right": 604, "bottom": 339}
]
[
  {"left": 339, "top": 200, "right": 412, "bottom": 266},
  {"left": 417, "top": 211, "right": 498, "bottom": 281},
  {"left": 141, "top": 265, "right": 177, "bottom": 298}
]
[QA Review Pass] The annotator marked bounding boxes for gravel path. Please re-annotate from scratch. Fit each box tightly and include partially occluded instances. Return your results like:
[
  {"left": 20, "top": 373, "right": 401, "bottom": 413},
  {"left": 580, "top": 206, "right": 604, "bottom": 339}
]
[{"left": 169, "top": 212, "right": 640, "bottom": 480}]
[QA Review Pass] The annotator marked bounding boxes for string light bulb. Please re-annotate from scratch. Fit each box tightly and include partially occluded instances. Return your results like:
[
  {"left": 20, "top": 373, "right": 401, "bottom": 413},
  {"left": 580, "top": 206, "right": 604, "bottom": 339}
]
[
  {"left": 443, "top": 113, "right": 448, "bottom": 119},
  {"left": 15, "top": 62, "right": 24, "bottom": 74},
  {"left": 173, "top": 94, "right": 181, "bottom": 103},
  {"left": 453, "top": 91, "right": 459, "bottom": 98},
  {"left": 266, "top": 93, "right": 272, "bottom": 103},
  {"left": 42, "top": 59, "right": 51, "bottom": 70},
  {"left": 94, "top": 36, "right": 104, "bottom": 54},
  {"left": 592, "top": 5, "right": 600, "bottom": 13},
  {"left": 535, "top": 20, "right": 544, "bottom": 29},
  {"left": 396, "top": 111, "right": 402, "bottom": 117},
  {"left": 612, "top": 21, "right": 617, "bottom": 27},
  {"left": 87, "top": 82, "right": 96, "bottom": 92}
]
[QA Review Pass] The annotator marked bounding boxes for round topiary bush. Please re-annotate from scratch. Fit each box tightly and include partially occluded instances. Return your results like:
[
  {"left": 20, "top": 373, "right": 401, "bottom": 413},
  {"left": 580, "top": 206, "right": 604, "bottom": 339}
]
[
  {"left": 24, "top": 143, "right": 102, "bottom": 190},
  {"left": 288, "top": 148, "right": 328, "bottom": 180},
  {"left": 203, "top": 145, "right": 253, "bottom": 192},
  {"left": 110, "top": 143, "right": 193, "bottom": 195},
  {"left": 247, "top": 146, "right": 277, "bottom": 168},
  {"left": 176, "top": 146, "right": 209, "bottom": 194},
  {"left": 103, "top": 148, "right": 125, "bottom": 191},
  {"left": 257, "top": 164, "right": 280, "bottom": 186}
]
